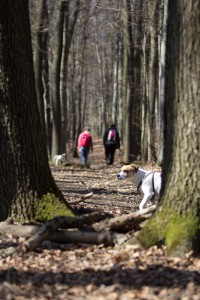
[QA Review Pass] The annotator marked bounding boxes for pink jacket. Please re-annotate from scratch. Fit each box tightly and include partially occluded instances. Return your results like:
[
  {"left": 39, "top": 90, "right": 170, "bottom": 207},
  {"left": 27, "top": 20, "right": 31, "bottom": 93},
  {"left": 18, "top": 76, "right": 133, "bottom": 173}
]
[{"left": 78, "top": 131, "right": 93, "bottom": 150}]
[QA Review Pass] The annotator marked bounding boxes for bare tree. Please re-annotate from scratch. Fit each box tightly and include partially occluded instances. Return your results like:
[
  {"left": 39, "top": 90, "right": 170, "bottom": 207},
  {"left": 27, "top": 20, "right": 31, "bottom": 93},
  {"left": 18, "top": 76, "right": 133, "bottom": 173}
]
[
  {"left": 60, "top": 0, "right": 80, "bottom": 153},
  {"left": 28, "top": 0, "right": 164, "bottom": 164},
  {"left": 157, "top": 0, "right": 168, "bottom": 165},
  {"left": 34, "top": 0, "right": 50, "bottom": 152},
  {"left": 123, "top": 0, "right": 142, "bottom": 163},
  {"left": 140, "top": 0, "right": 161, "bottom": 162},
  {"left": 0, "top": 0, "right": 72, "bottom": 222},
  {"left": 51, "top": 0, "right": 66, "bottom": 158},
  {"left": 138, "top": 0, "right": 200, "bottom": 256}
]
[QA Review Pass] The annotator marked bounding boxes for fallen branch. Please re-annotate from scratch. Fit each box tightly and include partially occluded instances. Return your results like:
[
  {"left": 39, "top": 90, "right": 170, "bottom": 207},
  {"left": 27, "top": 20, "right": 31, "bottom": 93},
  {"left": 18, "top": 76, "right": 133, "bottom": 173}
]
[
  {"left": 0, "top": 206, "right": 155, "bottom": 255},
  {"left": 0, "top": 211, "right": 107, "bottom": 237},
  {"left": 92, "top": 205, "right": 156, "bottom": 232},
  {"left": 0, "top": 211, "right": 108, "bottom": 255},
  {"left": 0, "top": 223, "right": 38, "bottom": 238},
  {"left": 23, "top": 211, "right": 108, "bottom": 250},
  {"left": 23, "top": 206, "right": 155, "bottom": 250},
  {"left": 0, "top": 223, "right": 119, "bottom": 248},
  {"left": 50, "top": 230, "right": 114, "bottom": 246},
  {"left": 68, "top": 192, "right": 93, "bottom": 205}
]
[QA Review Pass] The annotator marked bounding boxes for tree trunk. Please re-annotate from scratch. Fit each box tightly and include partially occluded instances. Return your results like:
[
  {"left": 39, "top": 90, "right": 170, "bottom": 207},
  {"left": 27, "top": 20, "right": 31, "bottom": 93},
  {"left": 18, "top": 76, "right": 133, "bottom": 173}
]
[
  {"left": 60, "top": 0, "right": 80, "bottom": 153},
  {"left": 95, "top": 26, "right": 107, "bottom": 132},
  {"left": 0, "top": 0, "right": 73, "bottom": 222},
  {"left": 123, "top": 0, "right": 142, "bottom": 163},
  {"left": 60, "top": 0, "right": 70, "bottom": 155},
  {"left": 70, "top": 45, "right": 79, "bottom": 158},
  {"left": 147, "top": 0, "right": 159, "bottom": 162},
  {"left": 51, "top": 0, "right": 66, "bottom": 158},
  {"left": 138, "top": 0, "right": 200, "bottom": 256},
  {"left": 157, "top": 0, "right": 167, "bottom": 166},
  {"left": 130, "top": 0, "right": 142, "bottom": 161},
  {"left": 122, "top": 0, "right": 131, "bottom": 163},
  {"left": 34, "top": 0, "right": 47, "bottom": 144},
  {"left": 141, "top": 26, "right": 148, "bottom": 162}
]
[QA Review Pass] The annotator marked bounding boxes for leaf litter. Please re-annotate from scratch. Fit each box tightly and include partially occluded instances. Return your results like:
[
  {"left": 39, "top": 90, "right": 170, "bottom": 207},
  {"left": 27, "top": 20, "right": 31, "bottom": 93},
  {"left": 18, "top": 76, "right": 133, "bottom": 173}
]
[{"left": 1, "top": 139, "right": 200, "bottom": 299}]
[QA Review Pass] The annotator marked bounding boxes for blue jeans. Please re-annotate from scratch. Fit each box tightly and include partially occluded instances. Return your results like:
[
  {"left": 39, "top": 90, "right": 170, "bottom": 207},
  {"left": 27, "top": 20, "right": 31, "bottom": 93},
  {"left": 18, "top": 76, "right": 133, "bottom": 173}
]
[{"left": 80, "top": 146, "right": 89, "bottom": 164}]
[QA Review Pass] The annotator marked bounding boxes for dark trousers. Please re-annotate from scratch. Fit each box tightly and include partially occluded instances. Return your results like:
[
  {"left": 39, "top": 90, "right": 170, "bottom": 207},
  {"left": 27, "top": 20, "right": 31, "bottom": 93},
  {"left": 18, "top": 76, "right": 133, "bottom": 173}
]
[{"left": 104, "top": 143, "right": 117, "bottom": 165}]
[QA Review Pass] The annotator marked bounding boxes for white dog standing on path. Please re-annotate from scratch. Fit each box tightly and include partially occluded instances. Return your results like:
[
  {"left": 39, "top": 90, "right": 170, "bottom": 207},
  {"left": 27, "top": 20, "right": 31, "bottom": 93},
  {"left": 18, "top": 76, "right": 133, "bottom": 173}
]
[
  {"left": 116, "top": 164, "right": 162, "bottom": 211},
  {"left": 54, "top": 154, "right": 66, "bottom": 166}
]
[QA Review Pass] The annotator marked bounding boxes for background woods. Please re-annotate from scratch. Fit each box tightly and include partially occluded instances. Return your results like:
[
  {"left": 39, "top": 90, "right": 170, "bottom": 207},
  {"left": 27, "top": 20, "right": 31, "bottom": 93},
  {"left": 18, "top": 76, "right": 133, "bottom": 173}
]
[
  {"left": 30, "top": 0, "right": 166, "bottom": 163},
  {"left": 0, "top": 3, "right": 200, "bottom": 296}
]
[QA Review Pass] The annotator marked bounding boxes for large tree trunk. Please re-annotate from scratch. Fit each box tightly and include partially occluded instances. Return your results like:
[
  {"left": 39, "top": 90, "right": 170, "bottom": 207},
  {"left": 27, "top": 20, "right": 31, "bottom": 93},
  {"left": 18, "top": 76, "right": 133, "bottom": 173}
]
[
  {"left": 138, "top": 0, "right": 200, "bottom": 256},
  {"left": 0, "top": 0, "right": 73, "bottom": 222}
]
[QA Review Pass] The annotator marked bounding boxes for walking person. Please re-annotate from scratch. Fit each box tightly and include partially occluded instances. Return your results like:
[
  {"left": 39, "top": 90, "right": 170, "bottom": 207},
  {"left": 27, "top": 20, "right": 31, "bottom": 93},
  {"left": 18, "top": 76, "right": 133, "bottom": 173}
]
[
  {"left": 103, "top": 124, "right": 120, "bottom": 165},
  {"left": 78, "top": 127, "right": 93, "bottom": 167}
]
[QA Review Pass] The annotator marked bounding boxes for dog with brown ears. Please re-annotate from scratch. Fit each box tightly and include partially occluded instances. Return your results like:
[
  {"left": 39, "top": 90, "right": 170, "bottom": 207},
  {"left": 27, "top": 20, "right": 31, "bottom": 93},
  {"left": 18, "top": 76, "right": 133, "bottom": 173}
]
[{"left": 116, "top": 164, "right": 162, "bottom": 211}]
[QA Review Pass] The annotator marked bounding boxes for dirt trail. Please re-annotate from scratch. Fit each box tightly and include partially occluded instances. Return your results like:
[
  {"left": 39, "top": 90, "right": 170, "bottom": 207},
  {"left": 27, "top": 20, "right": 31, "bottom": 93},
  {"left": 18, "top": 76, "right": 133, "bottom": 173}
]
[
  {"left": 1, "top": 139, "right": 200, "bottom": 299},
  {"left": 53, "top": 138, "right": 148, "bottom": 215}
]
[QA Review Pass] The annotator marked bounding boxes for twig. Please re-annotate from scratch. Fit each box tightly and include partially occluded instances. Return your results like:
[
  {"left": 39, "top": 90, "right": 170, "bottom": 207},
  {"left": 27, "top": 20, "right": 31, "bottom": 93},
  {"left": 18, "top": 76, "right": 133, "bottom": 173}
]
[{"left": 68, "top": 192, "right": 93, "bottom": 205}]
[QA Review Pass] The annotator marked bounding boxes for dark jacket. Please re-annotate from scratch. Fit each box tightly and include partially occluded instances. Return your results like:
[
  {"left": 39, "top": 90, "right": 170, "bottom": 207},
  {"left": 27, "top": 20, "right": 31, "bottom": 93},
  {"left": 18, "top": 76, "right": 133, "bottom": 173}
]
[{"left": 103, "top": 127, "right": 120, "bottom": 149}]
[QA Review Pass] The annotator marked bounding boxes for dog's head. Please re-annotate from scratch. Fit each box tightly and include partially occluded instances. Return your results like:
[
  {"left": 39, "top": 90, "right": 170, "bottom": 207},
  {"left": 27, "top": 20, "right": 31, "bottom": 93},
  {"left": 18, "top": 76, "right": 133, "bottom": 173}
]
[{"left": 116, "top": 164, "right": 138, "bottom": 180}]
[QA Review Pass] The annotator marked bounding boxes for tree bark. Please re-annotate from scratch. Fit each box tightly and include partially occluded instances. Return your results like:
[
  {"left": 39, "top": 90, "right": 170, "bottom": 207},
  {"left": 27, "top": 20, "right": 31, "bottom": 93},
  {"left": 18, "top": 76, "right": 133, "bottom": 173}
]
[
  {"left": 51, "top": 0, "right": 66, "bottom": 158},
  {"left": 60, "top": 0, "right": 80, "bottom": 152},
  {"left": 122, "top": 0, "right": 131, "bottom": 163},
  {"left": 0, "top": 0, "right": 72, "bottom": 222},
  {"left": 138, "top": 0, "right": 200, "bottom": 256},
  {"left": 34, "top": 0, "right": 48, "bottom": 144},
  {"left": 123, "top": 0, "right": 142, "bottom": 163},
  {"left": 147, "top": 0, "right": 159, "bottom": 162},
  {"left": 157, "top": 0, "right": 168, "bottom": 166}
]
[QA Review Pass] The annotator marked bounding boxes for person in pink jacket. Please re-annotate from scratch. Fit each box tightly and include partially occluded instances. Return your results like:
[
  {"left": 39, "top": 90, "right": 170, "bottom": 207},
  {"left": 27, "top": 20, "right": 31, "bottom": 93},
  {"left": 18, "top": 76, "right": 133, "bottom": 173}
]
[{"left": 78, "top": 127, "right": 93, "bottom": 167}]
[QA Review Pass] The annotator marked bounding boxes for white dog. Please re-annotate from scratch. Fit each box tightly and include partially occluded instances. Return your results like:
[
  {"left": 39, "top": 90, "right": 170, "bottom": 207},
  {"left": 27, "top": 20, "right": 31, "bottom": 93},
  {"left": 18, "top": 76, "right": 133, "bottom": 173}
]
[
  {"left": 116, "top": 164, "right": 162, "bottom": 211},
  {"left": 54, "top": 153, "right": 66, "bottom": 166}
]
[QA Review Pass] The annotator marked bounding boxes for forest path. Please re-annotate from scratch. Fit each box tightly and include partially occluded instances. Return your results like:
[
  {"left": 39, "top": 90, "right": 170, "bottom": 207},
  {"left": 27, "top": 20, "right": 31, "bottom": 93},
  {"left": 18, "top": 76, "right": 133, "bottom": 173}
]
[
  {"left": 52, "top": 138, "right": 144, "bottom": 215},
  {"left": 1, "top": 139, "right": 200, "bottom": 299}
]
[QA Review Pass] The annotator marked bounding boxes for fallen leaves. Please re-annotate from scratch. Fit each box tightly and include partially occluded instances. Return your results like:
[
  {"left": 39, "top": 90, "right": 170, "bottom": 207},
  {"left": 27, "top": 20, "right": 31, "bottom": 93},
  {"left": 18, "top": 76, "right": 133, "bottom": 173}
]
[{"left": 1, "top": 146, "right": 200, "bottom": 299}]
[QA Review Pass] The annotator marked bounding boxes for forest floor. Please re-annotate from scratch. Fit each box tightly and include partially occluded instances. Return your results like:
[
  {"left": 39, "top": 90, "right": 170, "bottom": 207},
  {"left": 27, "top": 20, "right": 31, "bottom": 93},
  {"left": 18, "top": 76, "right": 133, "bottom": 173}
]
[{"left": 1, "top": 139, "right": 200, "bottom": 299}]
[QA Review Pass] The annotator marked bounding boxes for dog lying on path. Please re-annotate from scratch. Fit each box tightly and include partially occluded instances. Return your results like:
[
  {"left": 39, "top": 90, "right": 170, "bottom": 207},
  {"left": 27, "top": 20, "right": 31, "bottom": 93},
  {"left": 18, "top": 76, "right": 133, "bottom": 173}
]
[
  {"left": 54, "top": 153, "right": 66, "bottom": 166},
  {"left": 116, "top": 164, "right": 162, "bottom": 211}
]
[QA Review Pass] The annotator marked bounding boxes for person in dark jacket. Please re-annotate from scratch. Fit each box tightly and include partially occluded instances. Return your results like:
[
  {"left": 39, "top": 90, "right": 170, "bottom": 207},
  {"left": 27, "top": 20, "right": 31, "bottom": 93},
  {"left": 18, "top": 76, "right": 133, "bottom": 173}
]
[{"left": 103, "top": 124, "right": 120, "bottom": 165}]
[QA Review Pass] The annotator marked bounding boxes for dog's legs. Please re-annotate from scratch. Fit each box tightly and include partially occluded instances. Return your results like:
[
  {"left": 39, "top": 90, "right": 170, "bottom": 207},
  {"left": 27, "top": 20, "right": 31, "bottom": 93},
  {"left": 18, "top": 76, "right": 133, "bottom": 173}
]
[{"left": 139, "top": 193, "right": 154, "bottom": 211}]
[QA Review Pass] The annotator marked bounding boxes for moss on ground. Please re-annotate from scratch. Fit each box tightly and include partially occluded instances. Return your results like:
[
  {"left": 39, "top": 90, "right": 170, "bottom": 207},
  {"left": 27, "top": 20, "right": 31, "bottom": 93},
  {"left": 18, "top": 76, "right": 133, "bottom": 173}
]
[
  {"left": 137, "top": 207, "right": 200, "bottom": 256},
  {"left": 34, "top": 193, "right": 74, "bottom": 222}
]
